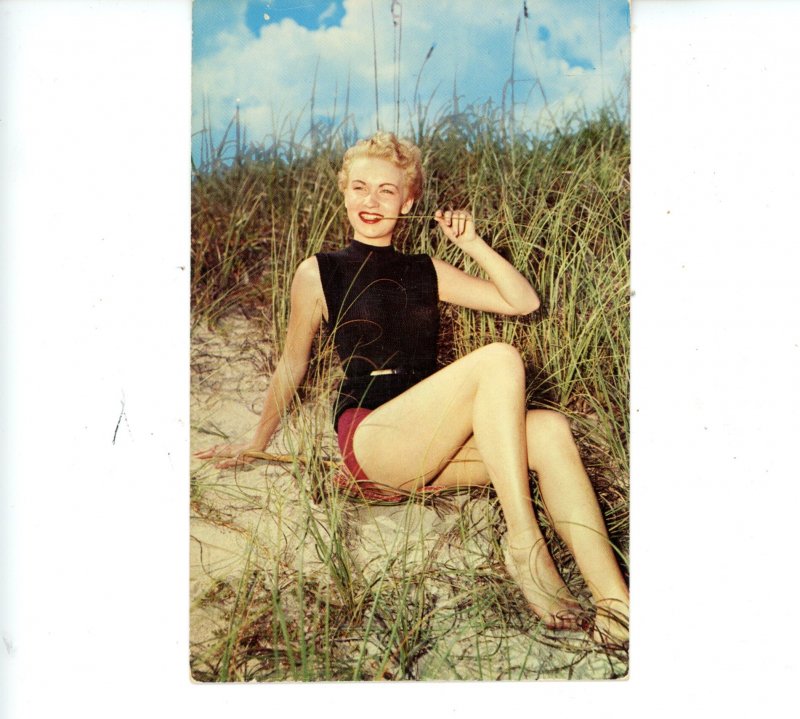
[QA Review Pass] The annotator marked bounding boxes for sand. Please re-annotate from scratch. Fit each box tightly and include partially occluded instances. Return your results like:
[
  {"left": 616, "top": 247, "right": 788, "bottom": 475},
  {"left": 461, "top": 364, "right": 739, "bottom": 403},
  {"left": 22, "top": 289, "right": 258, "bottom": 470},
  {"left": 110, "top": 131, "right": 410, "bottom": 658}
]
[{"left": 190, "top": 315, "right": 627, "bottom": 681}]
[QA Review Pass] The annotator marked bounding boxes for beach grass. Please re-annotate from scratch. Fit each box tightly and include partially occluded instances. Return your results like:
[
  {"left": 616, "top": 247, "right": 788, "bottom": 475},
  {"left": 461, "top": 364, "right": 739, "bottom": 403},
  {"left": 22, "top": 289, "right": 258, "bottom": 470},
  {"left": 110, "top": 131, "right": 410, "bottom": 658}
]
[{"left": 190, "top": 98, "right": 629, "bottom": 681}]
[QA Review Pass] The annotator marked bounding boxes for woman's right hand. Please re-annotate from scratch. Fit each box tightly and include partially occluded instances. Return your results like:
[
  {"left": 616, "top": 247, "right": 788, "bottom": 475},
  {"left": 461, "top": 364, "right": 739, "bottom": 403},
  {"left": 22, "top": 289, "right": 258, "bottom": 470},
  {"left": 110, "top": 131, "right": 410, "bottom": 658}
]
[
  {"left": 193, "top": 259, "right": 324, "bottom": 472},
  {"left": 193, "top": 443, "right": 262, "bottom": 469}
]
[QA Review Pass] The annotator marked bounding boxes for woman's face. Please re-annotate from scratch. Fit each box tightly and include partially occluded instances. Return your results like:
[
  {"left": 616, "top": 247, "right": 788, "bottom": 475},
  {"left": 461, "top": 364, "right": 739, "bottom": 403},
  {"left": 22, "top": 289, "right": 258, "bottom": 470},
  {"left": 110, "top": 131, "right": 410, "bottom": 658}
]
[{"left": 343, "top": 156, "right": 413, "bottom": 244}]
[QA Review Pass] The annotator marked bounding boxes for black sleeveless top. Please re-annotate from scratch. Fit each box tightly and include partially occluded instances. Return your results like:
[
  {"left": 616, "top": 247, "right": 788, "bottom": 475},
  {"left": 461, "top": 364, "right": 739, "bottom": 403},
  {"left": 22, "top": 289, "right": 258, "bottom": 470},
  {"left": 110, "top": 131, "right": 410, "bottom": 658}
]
[{"left": 315, "top": 240, "right": 440, "bottom": 429}]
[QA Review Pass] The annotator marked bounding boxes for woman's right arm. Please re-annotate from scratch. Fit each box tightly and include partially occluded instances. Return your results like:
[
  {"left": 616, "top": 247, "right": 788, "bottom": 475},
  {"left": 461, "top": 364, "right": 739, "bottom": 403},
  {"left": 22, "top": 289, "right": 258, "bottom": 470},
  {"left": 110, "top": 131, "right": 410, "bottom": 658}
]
[{"left": 195, "top": 257, "right": 326, "bottom": 468}]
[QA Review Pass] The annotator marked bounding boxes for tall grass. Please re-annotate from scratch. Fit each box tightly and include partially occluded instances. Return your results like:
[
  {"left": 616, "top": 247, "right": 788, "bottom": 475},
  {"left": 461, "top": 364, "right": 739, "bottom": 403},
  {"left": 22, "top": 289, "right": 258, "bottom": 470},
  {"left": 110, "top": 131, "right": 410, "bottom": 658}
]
[
  {"left": 190, "top": 95, "right": 630, "bottom": 680},
  {"left": 192, "top": 101, "right": 629, "bottom": 461}
]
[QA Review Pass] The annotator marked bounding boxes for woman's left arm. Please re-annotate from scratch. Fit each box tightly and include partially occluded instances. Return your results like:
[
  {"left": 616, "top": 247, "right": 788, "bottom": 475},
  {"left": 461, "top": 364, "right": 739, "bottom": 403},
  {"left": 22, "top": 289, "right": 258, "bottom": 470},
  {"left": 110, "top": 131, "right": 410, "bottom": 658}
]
[{"left": 432, "top": 209, "right": 540, "bottom": 316}]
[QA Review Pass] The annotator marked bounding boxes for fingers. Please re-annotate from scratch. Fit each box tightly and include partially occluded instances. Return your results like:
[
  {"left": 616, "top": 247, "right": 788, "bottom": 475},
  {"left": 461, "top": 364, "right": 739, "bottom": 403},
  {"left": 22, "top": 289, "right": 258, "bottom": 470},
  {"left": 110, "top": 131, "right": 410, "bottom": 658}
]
[
  {"left": 435, "top": 208, "right": 472, "bottom": 238},
  {"left": 215, "top": 455, "right": 254, "bottom": 470},
  {"left": 195, "top": 444, "right": 236, "bottom": 459},
  {"left": 194, "top": 443, "right": 258, "bottom": 469},
  {"left": 194, "top": 443, "right": 239, "bottom": 461},
  {"left": 193, "top": 444, "right": 220, "bottom": 459}
]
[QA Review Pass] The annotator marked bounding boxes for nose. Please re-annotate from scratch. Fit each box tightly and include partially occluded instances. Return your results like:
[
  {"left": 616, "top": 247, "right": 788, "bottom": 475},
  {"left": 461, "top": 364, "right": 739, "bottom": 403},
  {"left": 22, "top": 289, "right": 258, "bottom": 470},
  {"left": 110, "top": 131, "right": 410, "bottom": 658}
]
[{"left": 364, "top": 190, "right": 379, "bottom": 207}]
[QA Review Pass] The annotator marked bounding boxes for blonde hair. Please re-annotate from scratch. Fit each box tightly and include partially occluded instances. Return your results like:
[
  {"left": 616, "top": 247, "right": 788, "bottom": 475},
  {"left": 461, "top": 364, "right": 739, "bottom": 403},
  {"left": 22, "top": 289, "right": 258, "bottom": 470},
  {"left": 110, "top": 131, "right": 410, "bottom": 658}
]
[{"left": 338, "top": 132, "right": 424, "bottom": 201}]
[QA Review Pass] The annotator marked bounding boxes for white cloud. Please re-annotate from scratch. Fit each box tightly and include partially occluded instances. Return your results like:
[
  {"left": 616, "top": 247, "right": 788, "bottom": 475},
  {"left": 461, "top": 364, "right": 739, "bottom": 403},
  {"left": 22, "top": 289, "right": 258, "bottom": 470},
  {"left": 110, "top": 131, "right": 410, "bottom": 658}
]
[
  {"left": 192, "top": 0, "right": 629, "bottom": 160},
  {"left": 318, "top": 2, "right": 338, "bottom": 25}
]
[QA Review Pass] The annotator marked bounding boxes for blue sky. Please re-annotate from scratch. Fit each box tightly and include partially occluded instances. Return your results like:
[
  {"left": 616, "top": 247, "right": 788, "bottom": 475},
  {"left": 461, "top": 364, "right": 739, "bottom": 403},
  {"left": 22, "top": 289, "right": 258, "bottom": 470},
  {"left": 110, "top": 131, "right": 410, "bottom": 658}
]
[{"left": 193, "top": 0, "right": 629, "bottom": 163}]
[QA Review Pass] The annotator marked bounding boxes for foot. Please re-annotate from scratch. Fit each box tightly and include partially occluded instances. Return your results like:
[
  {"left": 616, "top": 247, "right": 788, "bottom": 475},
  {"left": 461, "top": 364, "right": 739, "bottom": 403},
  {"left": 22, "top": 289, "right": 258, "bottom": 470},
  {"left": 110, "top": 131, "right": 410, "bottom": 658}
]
[
  {"left": 592, "top": 598, "right": 629, "bottom": 649},
  {"left": 503, "top": 539, "right": 584, "bottom": 631}
]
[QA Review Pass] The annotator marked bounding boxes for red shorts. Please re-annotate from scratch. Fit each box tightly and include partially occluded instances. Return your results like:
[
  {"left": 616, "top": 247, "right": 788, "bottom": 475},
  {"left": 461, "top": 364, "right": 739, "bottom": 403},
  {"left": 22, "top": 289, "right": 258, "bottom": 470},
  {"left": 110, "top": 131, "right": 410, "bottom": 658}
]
[{"left": 333, "top": 408, "right": 443, "bottom": 503}]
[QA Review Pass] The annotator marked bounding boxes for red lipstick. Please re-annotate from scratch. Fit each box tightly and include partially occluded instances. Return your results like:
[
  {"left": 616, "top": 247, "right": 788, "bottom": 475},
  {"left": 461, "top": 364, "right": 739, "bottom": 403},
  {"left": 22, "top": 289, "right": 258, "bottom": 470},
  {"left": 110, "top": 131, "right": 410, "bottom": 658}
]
[{"left": 358, "top": 212, "right": 384, "bottom": 224}]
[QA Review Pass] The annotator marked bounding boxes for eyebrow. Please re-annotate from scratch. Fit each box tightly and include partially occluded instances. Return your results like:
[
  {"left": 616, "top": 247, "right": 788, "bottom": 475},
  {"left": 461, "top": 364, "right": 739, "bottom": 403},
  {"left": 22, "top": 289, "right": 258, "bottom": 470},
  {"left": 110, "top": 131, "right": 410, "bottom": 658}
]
[{"left": 350, "top": 179, "right": 400, "bottom": 189}]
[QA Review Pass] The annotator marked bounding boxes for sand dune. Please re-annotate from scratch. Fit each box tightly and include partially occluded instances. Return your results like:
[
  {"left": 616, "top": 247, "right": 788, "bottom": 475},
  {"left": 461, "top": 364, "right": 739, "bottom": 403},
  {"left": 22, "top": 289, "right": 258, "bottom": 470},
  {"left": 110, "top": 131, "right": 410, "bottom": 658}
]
[{"left": 190, "top": 316, "right": 627, "bottom": 681}]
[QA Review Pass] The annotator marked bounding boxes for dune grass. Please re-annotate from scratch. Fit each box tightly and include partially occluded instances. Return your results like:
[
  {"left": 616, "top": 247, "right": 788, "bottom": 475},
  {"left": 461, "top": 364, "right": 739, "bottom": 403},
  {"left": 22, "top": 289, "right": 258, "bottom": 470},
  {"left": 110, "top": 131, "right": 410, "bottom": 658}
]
[{"left": 190, "top": 100, "right": 629, "bottom": 681}]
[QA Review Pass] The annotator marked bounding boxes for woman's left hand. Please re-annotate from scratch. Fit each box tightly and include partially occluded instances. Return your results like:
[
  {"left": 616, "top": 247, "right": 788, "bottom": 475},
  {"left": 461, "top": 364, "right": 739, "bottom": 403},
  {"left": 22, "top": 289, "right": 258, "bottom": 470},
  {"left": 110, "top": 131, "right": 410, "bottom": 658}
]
[{"left": 435, "top": 209, "right": 480, "bottom": 249}]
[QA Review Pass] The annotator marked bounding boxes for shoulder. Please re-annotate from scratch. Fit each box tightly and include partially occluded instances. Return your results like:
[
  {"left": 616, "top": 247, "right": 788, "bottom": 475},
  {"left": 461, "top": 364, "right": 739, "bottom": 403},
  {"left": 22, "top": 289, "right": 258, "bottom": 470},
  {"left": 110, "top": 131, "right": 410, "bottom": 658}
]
[
  {"left": 292, "top": 256, "right": 323, "bottom": 294},
  {"left": 295, "top": 255, "right": 321, "bottom": 280},
  {"left": 289, "top": 257, "right": 327, "bottom": 320}
]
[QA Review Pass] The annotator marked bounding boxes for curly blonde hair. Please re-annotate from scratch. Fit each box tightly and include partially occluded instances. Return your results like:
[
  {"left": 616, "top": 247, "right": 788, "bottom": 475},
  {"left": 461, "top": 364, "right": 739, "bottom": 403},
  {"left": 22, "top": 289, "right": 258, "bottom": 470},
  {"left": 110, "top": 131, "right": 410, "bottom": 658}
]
[{"left": 337, "top": 132, "right": 424, "bottom": 201}]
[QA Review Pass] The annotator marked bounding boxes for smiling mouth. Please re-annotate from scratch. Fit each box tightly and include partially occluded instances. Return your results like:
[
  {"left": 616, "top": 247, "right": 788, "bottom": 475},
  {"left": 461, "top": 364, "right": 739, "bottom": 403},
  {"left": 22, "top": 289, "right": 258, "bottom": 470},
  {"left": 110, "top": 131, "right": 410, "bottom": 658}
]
[{"left": 358, "top": 212, "right": 384, "bottom": 224}]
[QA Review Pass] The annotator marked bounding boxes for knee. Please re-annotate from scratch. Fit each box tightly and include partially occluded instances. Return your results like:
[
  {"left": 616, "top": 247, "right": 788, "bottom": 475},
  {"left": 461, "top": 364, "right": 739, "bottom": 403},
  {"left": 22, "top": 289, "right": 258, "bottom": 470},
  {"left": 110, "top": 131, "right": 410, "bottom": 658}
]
[
  {"left": 477, "top": 342, "right": 525, "bottom": 378},
  {"left": 526, "top": 410, "right": 574, "bottom": 444}
]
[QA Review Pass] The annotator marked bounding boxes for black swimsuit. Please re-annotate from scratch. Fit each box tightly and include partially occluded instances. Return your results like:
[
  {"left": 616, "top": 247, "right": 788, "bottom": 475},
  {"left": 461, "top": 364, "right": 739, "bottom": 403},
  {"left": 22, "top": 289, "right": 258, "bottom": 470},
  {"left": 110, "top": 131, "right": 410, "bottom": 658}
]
[{"left": 315, "top": 240, "right": 440, "bottom": 430}]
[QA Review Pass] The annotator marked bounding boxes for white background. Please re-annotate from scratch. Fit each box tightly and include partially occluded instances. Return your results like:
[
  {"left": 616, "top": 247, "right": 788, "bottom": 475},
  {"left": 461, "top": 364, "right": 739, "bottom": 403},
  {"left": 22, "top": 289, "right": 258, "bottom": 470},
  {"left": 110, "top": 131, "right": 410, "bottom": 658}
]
[{"left": 2, "top": 0, "right": 799, "bottom": 715}]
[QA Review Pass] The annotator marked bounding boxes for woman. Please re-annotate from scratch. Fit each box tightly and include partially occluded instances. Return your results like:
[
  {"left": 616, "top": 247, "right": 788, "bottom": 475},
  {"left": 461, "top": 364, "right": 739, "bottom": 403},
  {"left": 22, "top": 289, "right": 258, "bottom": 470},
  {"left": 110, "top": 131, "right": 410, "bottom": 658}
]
[{"left": 196, "top": 132, "right": 629, "bottom": 646}]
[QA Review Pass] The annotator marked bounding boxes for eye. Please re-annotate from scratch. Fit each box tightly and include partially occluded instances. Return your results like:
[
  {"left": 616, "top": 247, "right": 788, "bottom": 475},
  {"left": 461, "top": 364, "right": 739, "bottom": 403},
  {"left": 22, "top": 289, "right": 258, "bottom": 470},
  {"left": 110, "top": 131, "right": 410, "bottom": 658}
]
[{"left": 380, "top": 188, "right": 396, "bottom": 195}]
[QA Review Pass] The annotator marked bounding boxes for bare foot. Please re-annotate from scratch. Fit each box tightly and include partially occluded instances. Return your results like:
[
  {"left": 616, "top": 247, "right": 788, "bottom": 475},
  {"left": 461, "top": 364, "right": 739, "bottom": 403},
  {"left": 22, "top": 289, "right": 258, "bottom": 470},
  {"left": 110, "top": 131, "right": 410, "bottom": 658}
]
[
  {"left": 592, "top": 598, "right": 629, "bottom": 648},
  {"left": 503, "top": 539, "right": 584, "bottom": 631}
]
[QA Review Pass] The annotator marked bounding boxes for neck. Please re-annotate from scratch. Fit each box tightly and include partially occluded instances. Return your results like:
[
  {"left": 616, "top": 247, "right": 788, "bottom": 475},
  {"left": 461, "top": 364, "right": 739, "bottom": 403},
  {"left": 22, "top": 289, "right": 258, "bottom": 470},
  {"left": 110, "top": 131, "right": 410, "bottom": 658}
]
[{"left": 352, "top": 235, "right": 393, "bottom": 248}]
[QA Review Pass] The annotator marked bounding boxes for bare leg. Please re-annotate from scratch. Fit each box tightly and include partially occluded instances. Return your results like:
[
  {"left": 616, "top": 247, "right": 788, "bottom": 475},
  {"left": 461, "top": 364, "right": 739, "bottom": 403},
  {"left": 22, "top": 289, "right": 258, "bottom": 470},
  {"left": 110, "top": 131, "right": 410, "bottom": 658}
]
[
  {"left": 352, "top": 343, "right": 581, "bottom": 628},
  {"left": 434, "top": 410, "right": 630, "bottom": 644},
  {"left": 525, "top": 411, "right": 629, "bottom": 644}
]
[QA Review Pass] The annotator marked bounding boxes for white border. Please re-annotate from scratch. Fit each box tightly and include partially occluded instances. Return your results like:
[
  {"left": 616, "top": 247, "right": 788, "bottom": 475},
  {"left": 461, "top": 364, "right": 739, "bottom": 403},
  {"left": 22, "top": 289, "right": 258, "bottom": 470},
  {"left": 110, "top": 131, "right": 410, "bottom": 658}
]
[{"left": 2, "top": 0, "right": 799, "bottom": 715}]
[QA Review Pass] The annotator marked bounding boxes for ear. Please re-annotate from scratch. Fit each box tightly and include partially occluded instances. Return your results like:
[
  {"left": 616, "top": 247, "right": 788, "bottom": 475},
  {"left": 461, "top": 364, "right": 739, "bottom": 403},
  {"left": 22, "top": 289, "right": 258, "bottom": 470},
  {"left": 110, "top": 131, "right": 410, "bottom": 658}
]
[{"left": 400, "top": 197, "right": 414, "bottom": 215}]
